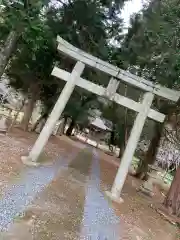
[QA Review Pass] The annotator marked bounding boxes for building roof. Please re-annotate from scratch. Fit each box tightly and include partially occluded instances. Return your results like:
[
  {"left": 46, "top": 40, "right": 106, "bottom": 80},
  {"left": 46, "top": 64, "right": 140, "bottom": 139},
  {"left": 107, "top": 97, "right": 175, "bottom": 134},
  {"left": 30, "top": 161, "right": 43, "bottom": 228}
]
[{"left": 90, "top": 118, "right": 111, "bottom": 131}]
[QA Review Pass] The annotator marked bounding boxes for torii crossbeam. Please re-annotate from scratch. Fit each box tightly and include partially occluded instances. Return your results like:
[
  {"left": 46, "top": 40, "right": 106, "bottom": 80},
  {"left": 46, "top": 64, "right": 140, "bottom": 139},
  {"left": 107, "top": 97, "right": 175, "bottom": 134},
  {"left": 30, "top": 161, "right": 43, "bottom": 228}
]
[{"left": 22, "top": 36, "right": 180, "bottom": 203}]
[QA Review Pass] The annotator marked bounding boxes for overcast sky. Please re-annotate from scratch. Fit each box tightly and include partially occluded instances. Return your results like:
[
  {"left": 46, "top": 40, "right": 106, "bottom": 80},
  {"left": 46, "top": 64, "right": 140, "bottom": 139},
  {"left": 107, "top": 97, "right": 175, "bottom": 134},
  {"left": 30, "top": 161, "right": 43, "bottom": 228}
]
[{"left": 121, "top": 0, "right": 143, "bottom": 29}]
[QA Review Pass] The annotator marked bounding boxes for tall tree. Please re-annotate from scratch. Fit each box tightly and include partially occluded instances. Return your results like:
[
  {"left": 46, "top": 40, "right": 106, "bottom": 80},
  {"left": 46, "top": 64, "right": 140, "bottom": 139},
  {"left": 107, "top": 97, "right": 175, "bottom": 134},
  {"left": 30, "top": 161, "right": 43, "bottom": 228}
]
[
  {"left": 46, "top": 0, "right": 127, "bottom": 135},
  {"left": 164, "top": 168, "right": 180, "bottom": 218},
  {"left": 0, "top": 0, "right": 49, "bottom": 78},
  {"left": 122, "top": 0, "right": 180, "bottom": 170},
  {"left": 4, "top": 0, "right": 127, "bottom": 132},
  {"left": 121, "top": 0, "right": 180, "bottom": 217},
  {"left": 6, "top": 13, "right": 57, "bottom": 130}
]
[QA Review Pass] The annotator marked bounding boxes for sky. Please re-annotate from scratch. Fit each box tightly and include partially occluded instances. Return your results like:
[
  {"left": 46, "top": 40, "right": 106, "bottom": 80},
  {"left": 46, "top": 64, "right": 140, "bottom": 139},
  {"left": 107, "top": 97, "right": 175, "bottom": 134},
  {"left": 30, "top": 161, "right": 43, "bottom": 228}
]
[{"left": 121, "top": 0, "right": 144, "bottom": 29}]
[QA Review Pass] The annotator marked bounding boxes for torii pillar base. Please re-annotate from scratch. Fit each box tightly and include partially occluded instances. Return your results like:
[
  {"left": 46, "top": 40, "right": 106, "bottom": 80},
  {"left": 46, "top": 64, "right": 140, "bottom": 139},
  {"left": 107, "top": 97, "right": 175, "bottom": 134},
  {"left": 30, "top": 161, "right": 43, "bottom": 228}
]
[
  {"left": 105, "top": 191, "right": 124, "bottom": 204},
  {"left": 21, "top": 156, "right": 40, "bottom": 167}
]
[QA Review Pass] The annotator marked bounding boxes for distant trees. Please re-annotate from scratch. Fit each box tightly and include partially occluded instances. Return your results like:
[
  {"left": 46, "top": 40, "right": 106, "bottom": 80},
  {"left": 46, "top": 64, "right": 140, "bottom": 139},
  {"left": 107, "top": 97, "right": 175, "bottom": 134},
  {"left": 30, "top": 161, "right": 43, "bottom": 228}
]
[{"left": 122, "top": 0, "right": 180, "bottom": 217}]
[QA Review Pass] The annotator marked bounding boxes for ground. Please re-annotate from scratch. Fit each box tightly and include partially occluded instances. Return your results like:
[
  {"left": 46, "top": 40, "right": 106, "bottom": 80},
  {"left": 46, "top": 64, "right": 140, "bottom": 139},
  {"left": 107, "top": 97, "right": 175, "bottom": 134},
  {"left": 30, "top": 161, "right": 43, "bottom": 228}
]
[
  {"left": 0, "top": 128, "right": 79, "bottom": 195},
  {"left": 0, "top": 129, "right": 179, "bottom": 239}
]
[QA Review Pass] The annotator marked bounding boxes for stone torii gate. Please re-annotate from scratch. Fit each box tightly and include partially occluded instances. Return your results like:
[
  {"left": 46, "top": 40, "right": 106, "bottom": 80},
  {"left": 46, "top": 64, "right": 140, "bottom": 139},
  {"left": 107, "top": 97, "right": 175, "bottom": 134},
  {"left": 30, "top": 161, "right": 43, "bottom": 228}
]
[{"left": 22, "top": 36, "right": 180, "bottom": 203}]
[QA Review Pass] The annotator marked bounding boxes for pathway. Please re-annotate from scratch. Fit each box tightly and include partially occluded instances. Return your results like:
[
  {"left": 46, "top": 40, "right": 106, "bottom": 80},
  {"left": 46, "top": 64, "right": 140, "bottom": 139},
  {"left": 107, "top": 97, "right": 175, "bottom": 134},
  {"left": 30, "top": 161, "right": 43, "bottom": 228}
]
[
  {"left": 0, "top": 139, "right": 85, "bottom": 231},
  {"left": 80, "top": 149, "right": 120, "bottom": 239},
  {"left": 0, "top": 145, "right": 178, "bottom": 239},
  {"left": 0, "top": 146, "right": 122, "bottom": 239}
]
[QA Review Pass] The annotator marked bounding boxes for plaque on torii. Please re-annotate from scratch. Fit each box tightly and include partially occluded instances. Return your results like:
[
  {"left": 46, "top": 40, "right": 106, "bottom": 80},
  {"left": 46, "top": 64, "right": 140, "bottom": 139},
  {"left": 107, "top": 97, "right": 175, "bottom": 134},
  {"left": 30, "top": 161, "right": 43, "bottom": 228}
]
[{"left": 22, "top": 36, "right": 180, "bottom": 203}]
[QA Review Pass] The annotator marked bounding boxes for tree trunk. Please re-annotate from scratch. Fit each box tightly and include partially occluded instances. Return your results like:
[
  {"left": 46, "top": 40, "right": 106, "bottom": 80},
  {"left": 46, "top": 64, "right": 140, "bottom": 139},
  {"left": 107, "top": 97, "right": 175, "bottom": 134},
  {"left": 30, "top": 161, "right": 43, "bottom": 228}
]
[
  {"left": 66, "top": 119, "right": 76, "bottom": 136},
  {"left": 21, "top": 98, "right": 36, "bottom": 131},
  {"left": 57, "top": 116, "right": 68, "bottom": 135},
  {"left": 21, "top": 84, "right": 39, "bottom": 131},
  {"left": 63, "top": 116, "right": 68, "bottom": 134},
  {"left": 31, "top": 115, "right": 43, "bottom": 132},
  {"left": 0, "top": 31, "right": 19, "bottom": 78},
  {"left": 31, "top": 113, "right": 48, "bottom": 132},
  {"left": 6, "top": 99, "right": 25, "bottom": 133},
  {"left": 164, "top": 167, "right": 180, "bottom": 217},
  {"left": 118, "top": 141, "right": 125, "bottom": 159},
  {"left": 110, "top": 129, "right": 115, "bottom": 145},
  {"left": 7, "top": 108, "right": 21, "bottom": 134},
  {"left": 118, "top": 125, "right": 129, "bottom": 159},
  {"left": 135, "top": 121, "right": 163, "bottom": 179},
  {"left": 134, "top": 102, "right": 174, "bottom": 180},
  {"left": 36, "top": 118, "right": 47, "bottom": 133}
]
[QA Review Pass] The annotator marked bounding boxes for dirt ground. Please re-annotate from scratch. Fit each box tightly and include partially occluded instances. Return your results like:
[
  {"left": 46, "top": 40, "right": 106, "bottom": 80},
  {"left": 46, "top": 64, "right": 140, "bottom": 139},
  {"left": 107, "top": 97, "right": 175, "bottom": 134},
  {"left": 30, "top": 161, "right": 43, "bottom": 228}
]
[
  {"left": 1, "top": 149, "right": 96, "bottom": 239},
  {"left": 0, "top": 130, "right": 179, "bottom": 239},
  {"left": 98, "top": 150, "right": 180, "bottom": 239},
  {"left": 0, "top": 128, "right": 80, "bottom": 195}
]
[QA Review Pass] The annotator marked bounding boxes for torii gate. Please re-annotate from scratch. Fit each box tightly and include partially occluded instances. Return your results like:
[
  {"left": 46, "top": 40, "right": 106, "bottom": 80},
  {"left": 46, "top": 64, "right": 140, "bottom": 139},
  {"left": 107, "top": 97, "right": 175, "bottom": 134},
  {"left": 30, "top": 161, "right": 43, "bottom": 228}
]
[{"left": 22, "top": 36, "right": 180, "bottom": 203}]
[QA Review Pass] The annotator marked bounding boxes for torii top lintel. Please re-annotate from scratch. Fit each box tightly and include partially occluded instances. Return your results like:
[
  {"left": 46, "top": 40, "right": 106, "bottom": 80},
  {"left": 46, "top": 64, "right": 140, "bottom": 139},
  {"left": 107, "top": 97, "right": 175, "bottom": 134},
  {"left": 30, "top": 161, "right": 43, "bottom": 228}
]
[{"left": 57, "top": 36, "right": 180, "bottom": 103}]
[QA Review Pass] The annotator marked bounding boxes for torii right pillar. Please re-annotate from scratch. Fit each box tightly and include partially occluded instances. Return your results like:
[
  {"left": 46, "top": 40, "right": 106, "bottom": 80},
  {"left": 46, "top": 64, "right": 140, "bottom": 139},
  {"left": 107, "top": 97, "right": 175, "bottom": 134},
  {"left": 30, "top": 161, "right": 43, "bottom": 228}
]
[{"left": 106, "top": 92, "right": 154, "bottom": 203}]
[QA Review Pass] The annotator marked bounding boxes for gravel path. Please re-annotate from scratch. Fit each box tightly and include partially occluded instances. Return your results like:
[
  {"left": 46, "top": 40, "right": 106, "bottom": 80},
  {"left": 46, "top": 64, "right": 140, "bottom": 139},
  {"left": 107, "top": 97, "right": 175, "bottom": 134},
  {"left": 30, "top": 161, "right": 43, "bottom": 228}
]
[
  {"left": 0, "top": 153, "right": 77, "bottom": 231},
  {"left": 0, "top": 139, "right": 178, "bottom": 239},
  {"left": 80, "top": 149, "right": 120, "bottom": 239}
]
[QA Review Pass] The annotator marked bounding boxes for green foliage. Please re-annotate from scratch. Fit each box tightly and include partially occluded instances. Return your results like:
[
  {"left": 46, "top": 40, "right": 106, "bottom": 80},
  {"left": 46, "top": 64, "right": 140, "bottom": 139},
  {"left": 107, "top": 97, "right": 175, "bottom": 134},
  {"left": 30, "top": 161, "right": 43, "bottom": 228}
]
[
  {"left": 122, "top": 0, "right": 180, "bottom": 88},
  {"left": 0, "top": 0, "right": 48, "bottom": 34},
  {"left": 0, "top": 0, "right": 51, "bottom": 78},
  {"left": 7, "top": 17, "right": 56, "bottom": 94},
  {"left": 1, "top": 0, "right": 128, "bottom": 132},
  {"left": 43, "top": 0, "right": 127, "bottom": 125},
  {"left": 100, "top": 100, "right": 135, "bottom": 147}
]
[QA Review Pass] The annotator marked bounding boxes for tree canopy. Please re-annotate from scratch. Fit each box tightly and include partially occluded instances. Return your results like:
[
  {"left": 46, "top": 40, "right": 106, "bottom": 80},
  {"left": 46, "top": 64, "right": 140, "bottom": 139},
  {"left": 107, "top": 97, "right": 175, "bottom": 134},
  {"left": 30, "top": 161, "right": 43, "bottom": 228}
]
[
  {"left": 0, "top": 0, "right": 128, "bottom": 131},
  {"left": 122, "top": 0, "right": 180, "bottom": 217},
  {"left": 122, "top": 0, "right": 180, "bottom": 88}
]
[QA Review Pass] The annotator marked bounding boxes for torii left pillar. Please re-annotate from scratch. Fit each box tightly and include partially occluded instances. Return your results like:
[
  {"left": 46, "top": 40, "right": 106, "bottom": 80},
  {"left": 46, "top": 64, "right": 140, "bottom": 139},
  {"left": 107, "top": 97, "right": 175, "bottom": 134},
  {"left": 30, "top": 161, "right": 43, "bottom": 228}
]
[{"left": 21, "top": 61, "right": 85, "bottom": 165}]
